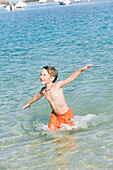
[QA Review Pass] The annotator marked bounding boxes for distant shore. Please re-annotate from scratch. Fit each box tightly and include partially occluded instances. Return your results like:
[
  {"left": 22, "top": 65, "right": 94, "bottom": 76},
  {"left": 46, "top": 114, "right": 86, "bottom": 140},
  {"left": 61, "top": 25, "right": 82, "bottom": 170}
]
[
  {"left": 0, "top": 0, "right": 52, "bottom": 5},
  {"left": 0, "top": 1, "right": 10, "bottom": 5},
  {"left": 25, "top": 0, "right": 52, "bottom": 2}
]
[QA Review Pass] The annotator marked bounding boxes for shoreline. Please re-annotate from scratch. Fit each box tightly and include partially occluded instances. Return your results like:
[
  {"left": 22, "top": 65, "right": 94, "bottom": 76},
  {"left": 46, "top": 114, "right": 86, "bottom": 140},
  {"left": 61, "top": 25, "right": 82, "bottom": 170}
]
[{"left": 0, "top": 0, "right": 52, "bottom": 5}]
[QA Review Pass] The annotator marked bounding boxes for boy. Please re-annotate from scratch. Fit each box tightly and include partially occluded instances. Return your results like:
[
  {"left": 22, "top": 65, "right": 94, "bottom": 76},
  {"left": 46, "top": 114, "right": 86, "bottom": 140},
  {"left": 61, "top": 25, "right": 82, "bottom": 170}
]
[{"left": 23, "top": 64, "right": 93, "bottom": 131}]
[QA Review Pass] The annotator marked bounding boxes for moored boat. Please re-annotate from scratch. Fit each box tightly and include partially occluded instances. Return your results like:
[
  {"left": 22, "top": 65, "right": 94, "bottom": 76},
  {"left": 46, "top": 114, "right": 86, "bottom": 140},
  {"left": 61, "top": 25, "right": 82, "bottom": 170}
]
[
  {"left": 59, "top": 0, "right": 71, "bottom": 5},
  {"left": 39, "top": 0, "right": 47, "bottom": 4},
  {"left": 15, "top": 1, "right": 27, "bottom": 8},
  {"left": 74, "top": 0, "right": 81, "bottom": 2},
  {"left": 4, "top": 3, "right": 16, "bottom": 11}
]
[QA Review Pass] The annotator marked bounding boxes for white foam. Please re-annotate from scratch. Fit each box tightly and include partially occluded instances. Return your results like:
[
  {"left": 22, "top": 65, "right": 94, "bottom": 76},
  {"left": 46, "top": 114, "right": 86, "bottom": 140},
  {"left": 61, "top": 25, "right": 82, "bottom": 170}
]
[
  {"left": 27, "top": 114, "right": 98, "bottom": 135},
  {"left": 58, "top": 114, "right": 97, "bottom": 131},
  {"left": 73, "top": 114, "right": 97, "bottom": 130}
]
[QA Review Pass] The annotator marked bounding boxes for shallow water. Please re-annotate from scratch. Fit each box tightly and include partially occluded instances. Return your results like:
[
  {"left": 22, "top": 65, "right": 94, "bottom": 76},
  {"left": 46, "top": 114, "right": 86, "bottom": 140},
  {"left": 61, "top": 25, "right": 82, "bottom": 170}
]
[{"left": 0, "top": 0, "right": 113, "bottom": 169}]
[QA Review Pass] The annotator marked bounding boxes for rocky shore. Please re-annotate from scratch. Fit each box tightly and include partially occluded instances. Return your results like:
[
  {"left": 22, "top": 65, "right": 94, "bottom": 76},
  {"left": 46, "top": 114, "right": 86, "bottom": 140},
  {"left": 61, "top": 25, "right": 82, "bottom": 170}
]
[
  {"left": 0, "top": 1, "right": 10, "bottom": 5},
  {"left": 25, "top": 0, "right": 39, "bottom": 2}
]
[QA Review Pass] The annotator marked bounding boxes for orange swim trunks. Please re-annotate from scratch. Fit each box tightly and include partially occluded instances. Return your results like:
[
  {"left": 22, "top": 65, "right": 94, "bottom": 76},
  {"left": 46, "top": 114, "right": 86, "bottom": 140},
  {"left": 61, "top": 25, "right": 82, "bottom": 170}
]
[{"left": 48, "top": 108, "right": 74, "bottom": 131}]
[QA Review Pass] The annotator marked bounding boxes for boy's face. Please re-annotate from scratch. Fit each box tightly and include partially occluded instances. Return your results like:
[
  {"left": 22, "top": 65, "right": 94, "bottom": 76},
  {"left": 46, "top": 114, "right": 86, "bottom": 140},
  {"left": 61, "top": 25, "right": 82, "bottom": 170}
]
[{"left": 40, "top": 69, "right": 54, "bottom": 85}]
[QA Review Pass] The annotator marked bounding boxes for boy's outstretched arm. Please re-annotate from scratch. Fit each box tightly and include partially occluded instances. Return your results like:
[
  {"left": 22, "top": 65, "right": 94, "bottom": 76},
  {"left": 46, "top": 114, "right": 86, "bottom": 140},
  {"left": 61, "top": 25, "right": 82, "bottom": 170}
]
[
  {"left": 22, "top": 92, "right": 43, "bottom": 109},
  {"left": 59, "top": 64, "right": 93, "bottom": 87}
]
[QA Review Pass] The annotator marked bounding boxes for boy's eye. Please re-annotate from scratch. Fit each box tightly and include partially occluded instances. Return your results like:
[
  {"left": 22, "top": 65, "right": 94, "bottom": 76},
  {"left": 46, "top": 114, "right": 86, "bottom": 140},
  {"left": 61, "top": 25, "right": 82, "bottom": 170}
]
[{"left": 40, "top": 74, "right": 46, "bottom": 76}]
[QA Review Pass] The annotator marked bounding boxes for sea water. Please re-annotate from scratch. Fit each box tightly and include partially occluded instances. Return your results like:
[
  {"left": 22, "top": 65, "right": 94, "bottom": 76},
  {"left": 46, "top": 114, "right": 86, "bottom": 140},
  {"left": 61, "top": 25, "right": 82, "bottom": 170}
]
[{"left": 0, "top": 0, "right": 113, "bottom": 169}]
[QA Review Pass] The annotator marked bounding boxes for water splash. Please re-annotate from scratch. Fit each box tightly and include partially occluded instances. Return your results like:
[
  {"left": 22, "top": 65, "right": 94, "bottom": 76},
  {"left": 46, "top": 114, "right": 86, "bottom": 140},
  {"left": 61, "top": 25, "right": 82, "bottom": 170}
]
[{"left": 22, "top": 114, "right": 98, "bottom": 137}]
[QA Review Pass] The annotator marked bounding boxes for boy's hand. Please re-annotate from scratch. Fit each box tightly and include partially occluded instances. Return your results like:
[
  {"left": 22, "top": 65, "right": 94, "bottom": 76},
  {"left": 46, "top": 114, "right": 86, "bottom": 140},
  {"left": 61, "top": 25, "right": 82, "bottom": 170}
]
[
  {"left": 22, "top": 103, "right": 31, "bottom": 109},
  {"left": 81, "top": 64, "right": 93, "bottom": 72}
]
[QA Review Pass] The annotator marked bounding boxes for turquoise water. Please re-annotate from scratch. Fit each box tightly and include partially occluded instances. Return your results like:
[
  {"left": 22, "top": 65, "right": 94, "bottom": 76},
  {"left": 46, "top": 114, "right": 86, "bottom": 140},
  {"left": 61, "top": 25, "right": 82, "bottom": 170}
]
[{"left": 0, "top": 0, "right": 113, "bottom": 169}]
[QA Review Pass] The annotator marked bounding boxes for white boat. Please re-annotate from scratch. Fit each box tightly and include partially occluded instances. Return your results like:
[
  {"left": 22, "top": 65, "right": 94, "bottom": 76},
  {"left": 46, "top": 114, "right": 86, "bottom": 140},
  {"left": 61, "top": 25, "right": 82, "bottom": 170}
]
[
  {"left": 39, "top": 0, "right": 47, "bottom": 4},
  {"left": 0, "top": 4, "right": 5, "bottom": 8},
  {"left": 5, "top": 3, "right": 16, "bottom": 11},
  {"left": 74, "top": 0, "right": 81, "bottom": 2},
  {"left": 59, "top": 0, "right": 71, "bottom": 5},
  {"left": 15, "top": 1, "right": 27, "bottom": 8}
]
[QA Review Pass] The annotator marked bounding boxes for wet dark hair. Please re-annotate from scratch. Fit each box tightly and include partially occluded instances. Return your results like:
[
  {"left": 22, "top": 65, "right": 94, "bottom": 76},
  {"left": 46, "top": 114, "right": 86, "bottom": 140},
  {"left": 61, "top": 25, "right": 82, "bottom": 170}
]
[{"left": 43, "top": 66, "right": 58, "bottom": 83}]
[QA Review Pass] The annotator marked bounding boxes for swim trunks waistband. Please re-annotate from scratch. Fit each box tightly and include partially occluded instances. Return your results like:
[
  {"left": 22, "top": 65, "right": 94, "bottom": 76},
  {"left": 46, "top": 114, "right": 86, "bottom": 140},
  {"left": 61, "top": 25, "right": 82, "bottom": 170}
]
[{"left": 52, "top": 108, "right": 72, "bottom": 117}]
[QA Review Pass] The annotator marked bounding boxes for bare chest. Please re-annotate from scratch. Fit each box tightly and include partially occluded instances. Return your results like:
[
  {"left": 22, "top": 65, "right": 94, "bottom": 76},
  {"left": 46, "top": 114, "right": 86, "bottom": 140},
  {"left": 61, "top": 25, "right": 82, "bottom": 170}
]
[{"left": 44, "top": 89, "right": 59, "bottom": 102}]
